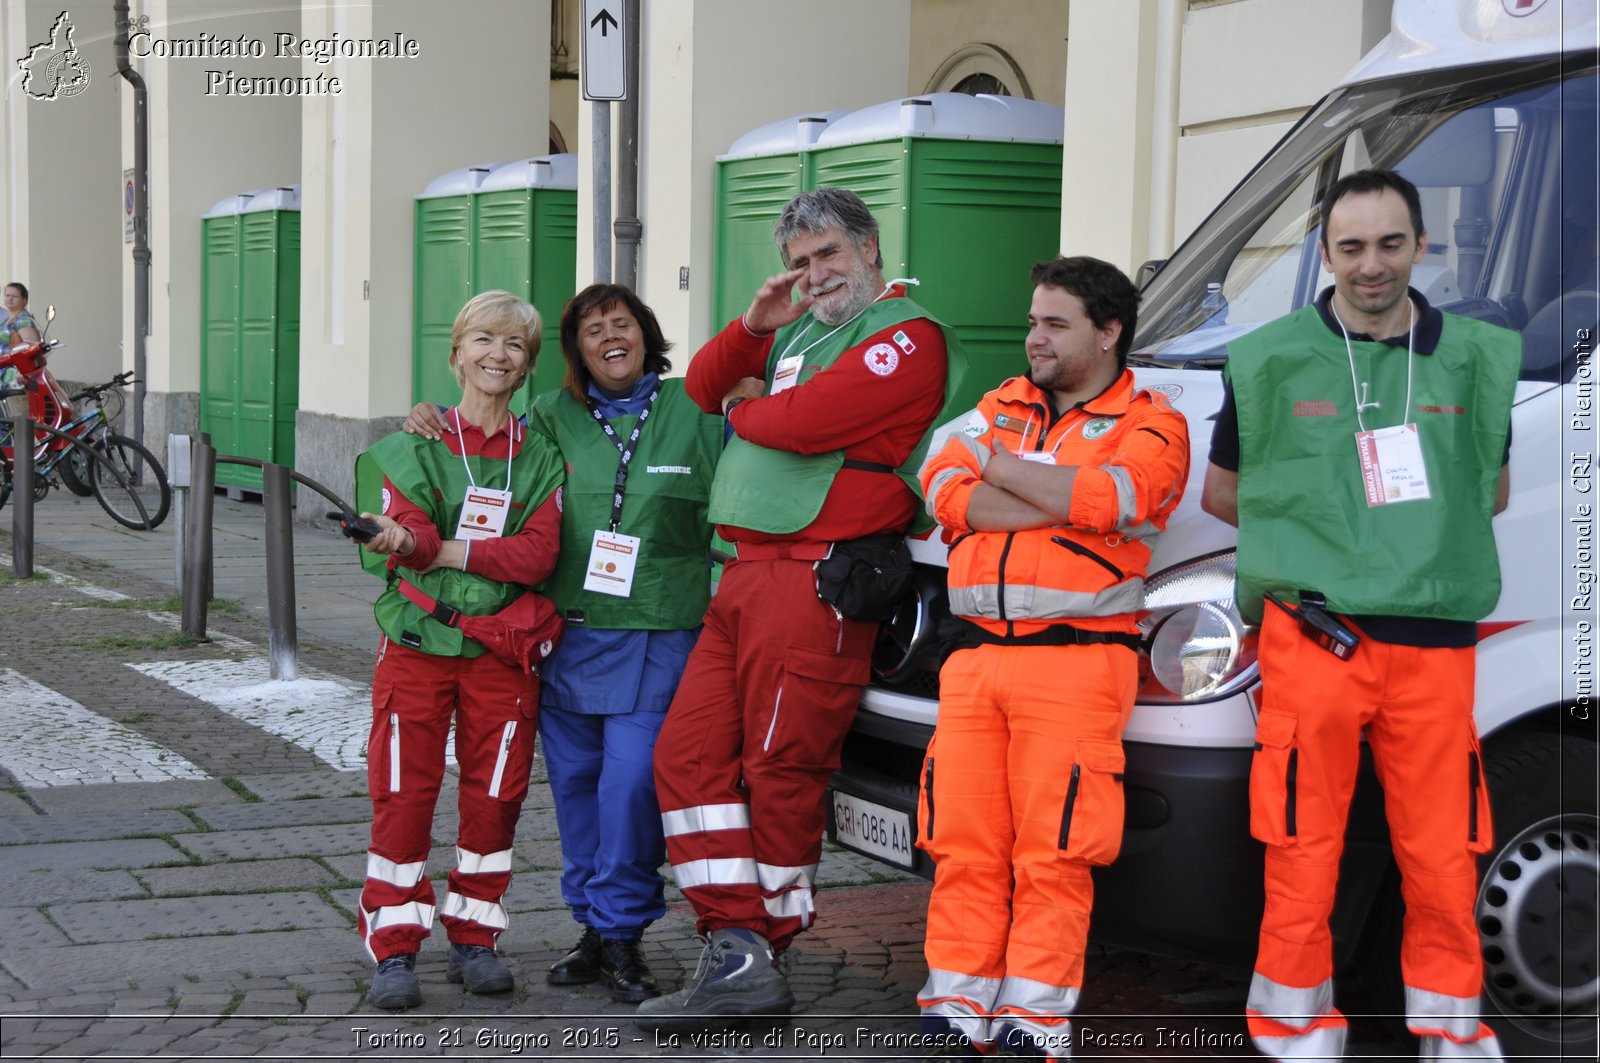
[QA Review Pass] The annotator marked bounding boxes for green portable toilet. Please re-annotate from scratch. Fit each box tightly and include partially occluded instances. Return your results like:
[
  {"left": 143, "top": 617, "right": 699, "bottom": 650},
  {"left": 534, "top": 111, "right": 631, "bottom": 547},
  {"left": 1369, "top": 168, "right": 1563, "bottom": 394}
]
[
  {"left": 714, "top": 94, "right": 1063, "bottom": 417},
  {"left": 412, "top": 162, "right": 501, "bottom": 411},
  {"left": 475, "top": 153, "right": 579, "bottom": 401},
  {"left": 200, "top": 185, "right": 301, "bottom": 491},
  {"left": 712, "top": 110, "right": 848, "bottom": 329}
]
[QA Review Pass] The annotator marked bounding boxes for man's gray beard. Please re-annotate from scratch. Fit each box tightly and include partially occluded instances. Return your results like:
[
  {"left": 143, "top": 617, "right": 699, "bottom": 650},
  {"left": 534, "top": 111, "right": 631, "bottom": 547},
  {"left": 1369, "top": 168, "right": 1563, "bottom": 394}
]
[{"left": 812, "top": 271, "right": 879, "bottom": 326}]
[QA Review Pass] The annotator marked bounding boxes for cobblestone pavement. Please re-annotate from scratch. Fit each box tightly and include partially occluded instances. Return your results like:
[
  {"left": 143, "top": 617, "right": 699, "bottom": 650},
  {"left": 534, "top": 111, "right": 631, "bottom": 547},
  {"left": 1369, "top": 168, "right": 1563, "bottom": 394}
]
[{"left": 0, "top": 493, "right": 1412, "bottom": 1061}]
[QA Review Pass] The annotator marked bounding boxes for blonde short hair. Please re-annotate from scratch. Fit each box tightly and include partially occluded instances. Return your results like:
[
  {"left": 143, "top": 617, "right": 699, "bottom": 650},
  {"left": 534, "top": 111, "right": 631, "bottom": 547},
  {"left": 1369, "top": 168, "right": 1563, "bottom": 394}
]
[{"left": 449, "top": 290, "right": 542, "bottom": 388}]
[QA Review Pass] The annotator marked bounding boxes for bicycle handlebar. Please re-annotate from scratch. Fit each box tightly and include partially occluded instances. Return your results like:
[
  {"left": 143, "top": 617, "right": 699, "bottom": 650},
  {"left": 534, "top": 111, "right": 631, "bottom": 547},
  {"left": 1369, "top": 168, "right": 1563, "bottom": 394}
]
[{"left": 69, "top": 371, "right": 137, "bottom": 403}]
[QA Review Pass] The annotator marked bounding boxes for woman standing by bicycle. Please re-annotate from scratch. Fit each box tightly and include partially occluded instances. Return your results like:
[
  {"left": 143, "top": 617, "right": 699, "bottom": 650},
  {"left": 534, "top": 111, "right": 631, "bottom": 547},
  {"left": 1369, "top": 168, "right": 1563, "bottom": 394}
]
[{"left": 355, "top": 290, "right": 565, "bottom": 1011}]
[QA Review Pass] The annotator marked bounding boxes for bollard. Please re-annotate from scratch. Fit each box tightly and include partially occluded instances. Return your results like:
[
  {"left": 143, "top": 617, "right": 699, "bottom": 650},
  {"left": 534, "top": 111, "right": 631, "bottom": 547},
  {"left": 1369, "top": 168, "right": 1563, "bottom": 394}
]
[
  {"left": 262, "top": 462, "right": 299, "bottom": 681},
  {"left": 169, "top": 434, "right": 191, "bottom": 594},
  {"left": 10, "top": 412, "right": 34, "bottom": 578},
  {"left": 181, "top": 438, "right": 215, "bottom": 639}
]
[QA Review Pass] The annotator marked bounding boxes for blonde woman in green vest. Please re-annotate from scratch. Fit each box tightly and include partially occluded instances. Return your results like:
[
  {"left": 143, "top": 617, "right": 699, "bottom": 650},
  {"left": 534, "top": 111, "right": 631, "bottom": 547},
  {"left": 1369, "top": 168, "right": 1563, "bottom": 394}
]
[
  {"left": 405, "top": 284, "right": 722, "bottom": 1004},
  {"left": 356, "top": 291, "right": 565, "bottom": 1010}
]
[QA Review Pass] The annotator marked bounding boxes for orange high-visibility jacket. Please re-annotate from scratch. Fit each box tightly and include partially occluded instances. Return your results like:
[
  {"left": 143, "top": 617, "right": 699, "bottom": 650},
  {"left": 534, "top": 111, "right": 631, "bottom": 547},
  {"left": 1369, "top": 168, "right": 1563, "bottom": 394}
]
[{"left": 921, "top": 371, "right": 1190, "bottom": 637}]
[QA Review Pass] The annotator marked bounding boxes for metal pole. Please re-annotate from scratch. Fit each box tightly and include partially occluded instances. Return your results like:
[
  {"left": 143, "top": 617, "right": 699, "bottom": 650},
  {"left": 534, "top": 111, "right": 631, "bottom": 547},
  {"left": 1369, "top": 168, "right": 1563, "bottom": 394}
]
[
  {"left": 614, "top": 0, "right": 642, "bottom": 290},
  {"left": 169, "top": 433, "right": 191, "bottom": 594},
  {"left": 181, "top": 439, "right": 214, "bottom": 639},
  {"left": 10, "top": 413, "right": 34, "bottom": 578},
  {"left": 593, "top": 100, "right": 613, "bottom": 283},
  {"left": 262, "top": 462, "right": 299, "bottom": 681}
]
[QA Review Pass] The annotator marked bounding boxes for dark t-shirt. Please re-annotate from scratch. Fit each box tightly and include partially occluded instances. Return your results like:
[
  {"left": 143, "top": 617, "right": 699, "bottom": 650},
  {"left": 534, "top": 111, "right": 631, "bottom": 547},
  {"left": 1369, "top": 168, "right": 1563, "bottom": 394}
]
[{"left": 1209, "top": 288, "right": 1511, "bottom": 648}]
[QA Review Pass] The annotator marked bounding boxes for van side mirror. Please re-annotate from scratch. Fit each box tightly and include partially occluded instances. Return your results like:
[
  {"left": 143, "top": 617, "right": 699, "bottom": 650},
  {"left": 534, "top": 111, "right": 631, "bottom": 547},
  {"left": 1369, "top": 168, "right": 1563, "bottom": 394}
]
[{"left": 1136, "top": 260, "right": 1165, "bottom": 289}]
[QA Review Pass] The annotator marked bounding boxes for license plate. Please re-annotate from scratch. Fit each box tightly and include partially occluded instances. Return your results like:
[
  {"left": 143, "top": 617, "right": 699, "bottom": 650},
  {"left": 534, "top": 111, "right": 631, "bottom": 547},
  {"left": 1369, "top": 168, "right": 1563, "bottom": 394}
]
[{"left": 830, "top": 790, "right": 915, "bottom": 869}]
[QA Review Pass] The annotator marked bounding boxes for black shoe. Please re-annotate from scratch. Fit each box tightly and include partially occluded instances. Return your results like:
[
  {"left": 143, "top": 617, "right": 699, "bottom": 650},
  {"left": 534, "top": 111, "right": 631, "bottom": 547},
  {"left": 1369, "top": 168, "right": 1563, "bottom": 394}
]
[
  {"left": 446, "top": 943, "right": 513, "bottom": 994},
  {"left": 547, "top": 926, "right": 603, "bottom": 985},
  {"left": 599, "top": 937, "right": 659, "bottom": 1003},
  {"left": 633, "top": 928, "right": 795, "bottom": 1030},
  {"left": 369, "top": 952, "right": 421, "bottom": 1010}
]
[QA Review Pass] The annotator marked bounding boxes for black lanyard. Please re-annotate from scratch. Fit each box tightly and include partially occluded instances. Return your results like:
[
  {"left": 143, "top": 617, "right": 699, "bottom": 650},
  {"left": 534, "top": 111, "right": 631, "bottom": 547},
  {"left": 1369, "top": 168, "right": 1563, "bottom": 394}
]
[{"left": 586, "top": 383, "right": 661, "bottom": 532}]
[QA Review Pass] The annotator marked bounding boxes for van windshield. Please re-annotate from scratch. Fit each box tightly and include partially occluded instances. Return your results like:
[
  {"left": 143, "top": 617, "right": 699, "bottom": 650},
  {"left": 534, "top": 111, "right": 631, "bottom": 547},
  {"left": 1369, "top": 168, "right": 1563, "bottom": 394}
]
[{"left": 1132, "top": 55, "right": 1598, "bottom": 385}]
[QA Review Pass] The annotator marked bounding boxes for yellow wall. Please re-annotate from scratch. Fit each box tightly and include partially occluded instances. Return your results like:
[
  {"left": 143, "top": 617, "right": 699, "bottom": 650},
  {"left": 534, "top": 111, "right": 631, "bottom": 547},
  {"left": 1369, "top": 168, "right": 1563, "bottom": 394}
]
[{"left": 910, "top": 0, "right": 1068, "bottom": 104}]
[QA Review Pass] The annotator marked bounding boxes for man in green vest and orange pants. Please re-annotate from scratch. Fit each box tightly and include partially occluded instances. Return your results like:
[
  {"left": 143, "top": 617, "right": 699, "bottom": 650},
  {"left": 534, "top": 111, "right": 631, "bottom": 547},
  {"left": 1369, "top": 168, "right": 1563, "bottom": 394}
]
[
  {"left": 1202, "top": 169, "right": 1517, "bottom": 1061},
  {"left": 638, "top": 187, "right": 959, "bottom": 1029}
]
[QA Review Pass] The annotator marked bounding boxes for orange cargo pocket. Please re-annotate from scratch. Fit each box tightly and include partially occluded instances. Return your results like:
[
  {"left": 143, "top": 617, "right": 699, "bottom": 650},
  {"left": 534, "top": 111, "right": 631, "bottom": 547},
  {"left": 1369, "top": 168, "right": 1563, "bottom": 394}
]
[
  {"left": 1057, "top": 740, "right": 1127, "bottom": 866},
  {"left": 916, "top": 733, "right": 938, "bottom": 854},
  {"left": 1249, "top": 711, "right": 1299, "bottom": 846},
  {"left": 1467, "top": 730, "right": 1494, "bottom": 854}
]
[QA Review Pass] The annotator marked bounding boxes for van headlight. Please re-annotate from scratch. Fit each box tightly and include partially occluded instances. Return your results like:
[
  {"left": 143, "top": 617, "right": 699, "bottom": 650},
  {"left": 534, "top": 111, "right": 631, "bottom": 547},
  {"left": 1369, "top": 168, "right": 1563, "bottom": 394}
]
[{"left": 1137, "top": 550, "right": 1258, "bottom": 703}]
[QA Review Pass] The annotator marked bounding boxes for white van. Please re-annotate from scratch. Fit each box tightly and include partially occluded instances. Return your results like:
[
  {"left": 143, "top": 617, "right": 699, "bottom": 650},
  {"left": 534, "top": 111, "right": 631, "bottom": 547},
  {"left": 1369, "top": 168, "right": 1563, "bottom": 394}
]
[{"left": 825, "top": 1, "right": 1597, "bottom": 1057}]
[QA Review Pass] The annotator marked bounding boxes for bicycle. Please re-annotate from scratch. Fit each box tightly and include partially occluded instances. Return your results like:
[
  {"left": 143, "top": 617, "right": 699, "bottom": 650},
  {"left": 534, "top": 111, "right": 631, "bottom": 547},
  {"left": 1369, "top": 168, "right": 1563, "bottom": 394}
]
[{"left": 0, "top": 370, "right": 172, "bottom": 530}]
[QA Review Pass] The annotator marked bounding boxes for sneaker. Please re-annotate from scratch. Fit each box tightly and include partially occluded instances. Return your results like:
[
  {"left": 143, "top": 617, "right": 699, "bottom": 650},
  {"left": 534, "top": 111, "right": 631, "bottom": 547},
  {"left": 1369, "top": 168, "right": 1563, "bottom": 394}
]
[
  {"left": 920, "top": 1015, "right": 984, "bottom": 1059},
  {"left": 368, "top": 952, "right": 421, "bottom": 1010},
  {"left": 547, "top": 926, "right": 603, "bottom": 985},
  {"left": 599, "top": 937, "right": 659, "bottom": 1003},
  {"left": 633, "top": 927, "right": 795, "bottom": 1030},
  {"left": 445, "top": 942, "right": 513, "bottom": 995},
  {"left": 992, "top": 1022, "right": 1051, "bottom": 1058}
]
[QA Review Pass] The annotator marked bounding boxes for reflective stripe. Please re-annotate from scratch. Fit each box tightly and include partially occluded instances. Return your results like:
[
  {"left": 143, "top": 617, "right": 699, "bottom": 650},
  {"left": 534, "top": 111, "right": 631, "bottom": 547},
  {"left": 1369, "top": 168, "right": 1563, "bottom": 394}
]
[
  {"left": 1246, "top": 971, "right": 1336, "bottom": 1026},
  {"left": 388, "top": 713, "right": 400, "bottom": 792},
  {"left": 661, "top": 803, "right": 750, "bottom": 838},
  {"left": 365, "top": 852, "right": 427, "bottom": 888},
  {"left": 994, "top": 973, "right": 1082, "bottom": 1016},
  {"left": 1102, "top": 464, "right": 1138, "bottom": 527},
  {"left": 439, "top": 891, "right": 508, "bottom": 930},
  {"left": 925, "top": 466, "right": 969, "bottom": 517},
  {"left": 1405, "top": 985, "right": 1501, "bottom": 1050},
  {"left": 918, "top": 967, "right": 1002, "bottom": 1045},
  {"left": 762, "top": 887, "right": 814, "bottom": 922},
  {"left": 486, "top": 721, "right": 516, "bottom": 798},
  {"left": 756, "top": 862, "right": 817, "bottom": 891},
  {"left": 1118, "top": 517, "right": 1162, "bottom": 541},
  {"left": 1415, "top": 1030, "right": 1504, "bottom": 1060},
  {"left": 949, "top": 577, "right": 1145, "bottom": 620},
  {"left": 360, "top": 901, "right": 436, "bottom": 963},
  {"left": 455, "top": 846, "right": 513, "bottom": 876},
  {"left": 670, "top": 856, "right": 758, "bottom": 889},
  {"left": 763, "top": 687, "right": 782, "bottom": 752}
]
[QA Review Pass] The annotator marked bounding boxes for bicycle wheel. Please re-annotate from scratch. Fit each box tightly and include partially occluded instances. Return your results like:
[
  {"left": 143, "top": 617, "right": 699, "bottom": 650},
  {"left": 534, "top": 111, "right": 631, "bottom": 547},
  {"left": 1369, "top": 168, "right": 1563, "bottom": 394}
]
[
  {"left": 56, "top": 442, "right": 94, "bottom": 496},
  {"left": 90, "top": 433, "right": 171, "bottom": 530}
]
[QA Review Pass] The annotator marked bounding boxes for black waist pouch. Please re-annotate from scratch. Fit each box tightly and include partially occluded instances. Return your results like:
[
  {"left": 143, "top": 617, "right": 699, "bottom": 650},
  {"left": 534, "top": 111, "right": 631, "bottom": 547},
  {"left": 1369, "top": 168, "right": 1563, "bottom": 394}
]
[{"left": 814, "top": 533, "right": 913, "bottom": 622}]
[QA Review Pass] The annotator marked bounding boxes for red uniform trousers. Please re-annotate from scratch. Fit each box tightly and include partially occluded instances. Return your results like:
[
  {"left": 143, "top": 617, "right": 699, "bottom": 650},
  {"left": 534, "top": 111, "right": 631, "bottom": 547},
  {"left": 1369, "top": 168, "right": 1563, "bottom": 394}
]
[
  {"left": 653, "top": 556, "right": 875, "bottom": 951},
  {"left": 1247, "top": 607, "right": 1501, "bottom": 1060},
  {"left": 917, "top": 642, "right": 1137, "bottom": 1058},
  {"left": 358, "top": 638, "right": 539, "bottom": 963}
]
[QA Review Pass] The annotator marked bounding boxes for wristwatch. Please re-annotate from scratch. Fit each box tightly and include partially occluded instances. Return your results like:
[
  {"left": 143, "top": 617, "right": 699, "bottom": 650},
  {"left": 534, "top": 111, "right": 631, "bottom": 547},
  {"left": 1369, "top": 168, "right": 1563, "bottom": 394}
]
[{"left": 723, "top": 397, "right": 748, "bottom": 417}]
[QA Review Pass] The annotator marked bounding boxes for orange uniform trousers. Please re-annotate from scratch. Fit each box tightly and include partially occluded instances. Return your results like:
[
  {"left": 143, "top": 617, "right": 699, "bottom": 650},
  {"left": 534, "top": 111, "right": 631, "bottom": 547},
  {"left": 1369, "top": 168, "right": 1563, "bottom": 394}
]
[
  {"left": 917, "top": 641, "right": 1137, "bottom": 1057},
  {"left": 1247, "top": 606, "right": 1500, "bottom": 1059}
]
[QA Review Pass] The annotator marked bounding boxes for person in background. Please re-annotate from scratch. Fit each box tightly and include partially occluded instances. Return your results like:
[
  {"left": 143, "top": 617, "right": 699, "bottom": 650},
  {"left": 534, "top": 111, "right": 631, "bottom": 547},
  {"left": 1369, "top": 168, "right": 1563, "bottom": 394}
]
[
  {"left": 405, "top": 284, "right": 722, "bottom": 1004},
  {"left": 916, "top": 256, "right": 1189, "bottom": 1058},
  {"left": 1, "top": 283, "right": 40, "bottom": 355},
  {"left": 1201, "top": 169, "right": 1516, "bottom": 1061},
  {"left": 356, "top": 290, "right": 564, "bottom": 1011},
  {"left": 637, "top": 187, "right": 955, "bottom": 1030}
]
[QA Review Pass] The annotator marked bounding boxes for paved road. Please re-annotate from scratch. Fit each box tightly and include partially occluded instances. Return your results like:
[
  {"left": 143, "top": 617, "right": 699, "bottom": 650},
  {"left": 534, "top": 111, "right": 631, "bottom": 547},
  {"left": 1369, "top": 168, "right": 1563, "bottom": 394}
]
[{"left": 0, "top": 491, "right": 1411, "bottom": 1061}]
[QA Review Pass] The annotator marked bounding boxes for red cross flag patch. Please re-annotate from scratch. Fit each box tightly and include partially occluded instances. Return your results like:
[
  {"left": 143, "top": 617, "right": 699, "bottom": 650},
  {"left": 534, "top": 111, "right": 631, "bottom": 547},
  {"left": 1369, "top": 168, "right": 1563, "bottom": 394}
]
[{"left": 865, "top": 342, "right": 900, "bottom": 376}]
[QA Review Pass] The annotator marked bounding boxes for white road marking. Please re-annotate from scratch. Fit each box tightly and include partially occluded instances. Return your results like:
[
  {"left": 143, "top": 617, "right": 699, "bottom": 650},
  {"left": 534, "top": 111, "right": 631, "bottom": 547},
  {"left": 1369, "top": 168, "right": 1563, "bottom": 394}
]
[
  {"left": 0, "top": 668, "right": 209, "bottom": 787},
  {"left": 127, "top": 658, "right": 457, "bottom": 773}
]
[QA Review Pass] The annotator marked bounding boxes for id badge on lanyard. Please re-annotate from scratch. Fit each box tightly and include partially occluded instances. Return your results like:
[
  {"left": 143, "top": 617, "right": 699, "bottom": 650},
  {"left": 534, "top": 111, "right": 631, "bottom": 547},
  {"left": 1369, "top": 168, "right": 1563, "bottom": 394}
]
[
  {"left": 455, "top": 487, "right": 513, "bottom": 539},
  {"left": 1356, "top": 423, "right": 1431, "bottom": 506},
  {"left": 771, "top": 354, "right": 805, "bottom": 395},
  {"left": 583, "top": 384, "right": 661, "bottom": 597}
]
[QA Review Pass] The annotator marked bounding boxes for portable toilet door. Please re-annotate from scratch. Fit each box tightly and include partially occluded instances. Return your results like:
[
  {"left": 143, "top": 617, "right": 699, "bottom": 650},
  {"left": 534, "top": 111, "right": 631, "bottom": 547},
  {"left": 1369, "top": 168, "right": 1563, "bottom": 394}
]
[
  {"left": 476, "top": 154, "right": 579, "bottom": 405},
  {"left": 413, "top": 162, "right": 498, "bottom": 407},
  {"left": 200, "top": 185, "right": 302, "bottom": 491},
  {"left": 712, "top": 110, "right": 848, "bottom": 329},
  {"left": 805, "top": 94, "right": 1064, "bottom": 416}
]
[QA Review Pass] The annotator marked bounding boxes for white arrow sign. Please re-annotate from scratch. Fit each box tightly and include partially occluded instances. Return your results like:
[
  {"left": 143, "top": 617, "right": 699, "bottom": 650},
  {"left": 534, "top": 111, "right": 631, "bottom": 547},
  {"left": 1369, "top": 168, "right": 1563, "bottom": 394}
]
[{"left": 581, "top": 0, "right": 627, "bottom": 101}]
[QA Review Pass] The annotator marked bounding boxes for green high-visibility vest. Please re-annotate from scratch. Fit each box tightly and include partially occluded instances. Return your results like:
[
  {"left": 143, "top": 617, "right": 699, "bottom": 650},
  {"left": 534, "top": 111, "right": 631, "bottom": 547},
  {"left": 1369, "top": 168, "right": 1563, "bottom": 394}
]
[
  {"left": 707, "top": 296, "right": 966, "bottom": 535},
  {"left": 1228, "top": 306, "right": 1519, "bottom": 624},
  {"left": 529, "top": 380, "right": 722, "bottom": 629},
  {"left": 355, "top": 425, "right": 565, "bottom": 657}
]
